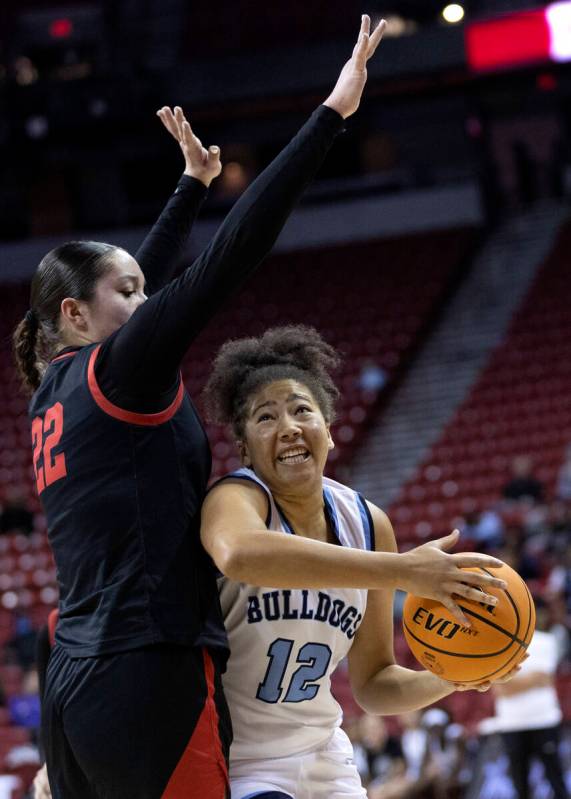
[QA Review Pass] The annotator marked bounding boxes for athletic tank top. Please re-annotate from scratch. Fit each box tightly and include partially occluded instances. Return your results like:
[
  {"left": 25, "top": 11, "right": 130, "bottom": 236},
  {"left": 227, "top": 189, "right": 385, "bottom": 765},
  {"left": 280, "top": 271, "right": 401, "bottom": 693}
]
[{"left": 217, "top": 467, "right": 375, "bottom": 759}]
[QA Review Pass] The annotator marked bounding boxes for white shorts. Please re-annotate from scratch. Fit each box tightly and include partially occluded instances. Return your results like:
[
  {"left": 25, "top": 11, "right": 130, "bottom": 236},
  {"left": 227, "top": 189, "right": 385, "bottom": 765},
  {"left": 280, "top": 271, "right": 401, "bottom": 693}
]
[{"left": 229, "top": 728, "right": 367, "bottom": 799}]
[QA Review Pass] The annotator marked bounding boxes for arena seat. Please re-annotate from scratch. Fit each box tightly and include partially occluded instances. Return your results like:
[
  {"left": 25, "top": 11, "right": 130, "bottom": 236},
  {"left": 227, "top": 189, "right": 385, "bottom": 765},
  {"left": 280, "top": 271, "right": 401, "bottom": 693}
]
[{"left": 389, "top": 221, "right": 571, "bottom": 543}]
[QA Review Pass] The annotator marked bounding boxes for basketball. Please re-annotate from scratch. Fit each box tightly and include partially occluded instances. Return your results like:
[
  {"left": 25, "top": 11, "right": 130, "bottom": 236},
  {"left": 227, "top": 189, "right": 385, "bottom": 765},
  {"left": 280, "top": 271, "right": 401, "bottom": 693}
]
[{"left": 402, "top": 561, "right": 536, "bottom": 684}]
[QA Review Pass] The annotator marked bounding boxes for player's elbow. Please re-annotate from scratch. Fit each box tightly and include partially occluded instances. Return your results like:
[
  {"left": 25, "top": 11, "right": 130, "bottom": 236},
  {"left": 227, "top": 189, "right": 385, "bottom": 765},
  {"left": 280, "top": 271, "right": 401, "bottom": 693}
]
[
  {"left": 211, "top": 534, "right": 250, "bottom": 582},
  {"left": 351, "top": 681, "right": 385, "bottom": 715}
]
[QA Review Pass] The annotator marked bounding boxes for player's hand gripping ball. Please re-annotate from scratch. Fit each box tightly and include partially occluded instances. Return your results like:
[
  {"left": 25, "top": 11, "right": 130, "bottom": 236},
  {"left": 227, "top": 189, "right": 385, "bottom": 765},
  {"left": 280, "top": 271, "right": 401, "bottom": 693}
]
[{"left": 403, "top": 560, "right": 535, "bottom": 684}]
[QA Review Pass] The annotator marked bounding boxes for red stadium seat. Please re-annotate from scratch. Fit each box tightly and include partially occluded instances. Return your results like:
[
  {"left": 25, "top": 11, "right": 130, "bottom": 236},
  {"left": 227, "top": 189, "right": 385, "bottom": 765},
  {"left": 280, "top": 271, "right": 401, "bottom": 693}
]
[{"left": 390, "top": 223, "right": 571, "bottom": 541}]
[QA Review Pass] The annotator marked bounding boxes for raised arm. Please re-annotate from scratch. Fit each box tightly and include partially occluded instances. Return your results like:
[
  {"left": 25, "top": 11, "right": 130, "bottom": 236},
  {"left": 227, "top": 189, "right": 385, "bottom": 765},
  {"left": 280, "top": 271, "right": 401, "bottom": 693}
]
[
  {"left": 135, "top": 107, "right": 222, "bottom": 294},
  {"left": 95, "top": 17, "right": 386, "bottom": 406}
]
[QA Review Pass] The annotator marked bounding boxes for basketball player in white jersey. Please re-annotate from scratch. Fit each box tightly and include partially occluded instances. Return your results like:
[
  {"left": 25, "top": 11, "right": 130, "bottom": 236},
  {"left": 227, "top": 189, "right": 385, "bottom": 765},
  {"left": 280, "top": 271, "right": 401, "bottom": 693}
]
[{"left": 200, "top": 326, "right": 521, "bottom": 799}]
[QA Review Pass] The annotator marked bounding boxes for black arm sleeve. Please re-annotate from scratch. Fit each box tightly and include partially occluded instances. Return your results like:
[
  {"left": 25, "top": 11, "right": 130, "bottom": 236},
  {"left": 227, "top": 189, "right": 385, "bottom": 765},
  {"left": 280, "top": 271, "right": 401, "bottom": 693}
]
[
  {"left": 96, "top": 105, "right": 344, "bottom": 411},
  {"left": 134, "top": 175, "right": 208, "bottom": 295}
]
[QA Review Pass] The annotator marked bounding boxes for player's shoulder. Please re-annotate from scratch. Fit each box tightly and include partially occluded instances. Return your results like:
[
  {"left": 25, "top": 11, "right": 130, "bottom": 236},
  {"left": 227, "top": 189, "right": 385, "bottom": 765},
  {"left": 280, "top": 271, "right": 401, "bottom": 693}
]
[{"left": 206, "top": 468, "right": 269, "bottom": 519}]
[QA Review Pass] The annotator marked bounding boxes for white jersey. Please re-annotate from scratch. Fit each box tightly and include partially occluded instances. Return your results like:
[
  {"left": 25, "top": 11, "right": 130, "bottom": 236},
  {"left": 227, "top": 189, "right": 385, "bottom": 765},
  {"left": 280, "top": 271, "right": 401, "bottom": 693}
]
[
  {"left": 217, "top": 467, "right": 374, "bottom": 761},
  {"left": 493, "top": 629, "right": 563, "bottom": 731}
]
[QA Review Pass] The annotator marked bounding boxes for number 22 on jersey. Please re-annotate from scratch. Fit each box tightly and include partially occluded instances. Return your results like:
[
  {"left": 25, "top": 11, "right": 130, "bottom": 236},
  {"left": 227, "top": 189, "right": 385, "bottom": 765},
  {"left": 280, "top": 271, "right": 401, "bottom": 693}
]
[{"left": 32, "top": 402, "right": 67, "bottom": 494}]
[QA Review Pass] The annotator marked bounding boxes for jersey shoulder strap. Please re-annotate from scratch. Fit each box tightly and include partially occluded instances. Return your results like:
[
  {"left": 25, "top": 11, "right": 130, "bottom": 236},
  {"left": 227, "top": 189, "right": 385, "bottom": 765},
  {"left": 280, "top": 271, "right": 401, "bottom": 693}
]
[
  {"left": 211, "top": 467, "right": 284, "bottom": 530},
  {"left": 322, "top": 476, "right": 375, "bottom": 551}
]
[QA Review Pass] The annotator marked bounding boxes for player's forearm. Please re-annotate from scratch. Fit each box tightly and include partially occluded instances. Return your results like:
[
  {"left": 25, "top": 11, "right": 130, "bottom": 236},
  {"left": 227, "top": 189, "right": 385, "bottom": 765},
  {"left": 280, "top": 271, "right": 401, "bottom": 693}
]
[
  {"left": 165, "top": 106, "right": 344, "bottom": 337},
  {"left": 352, "top": 664, "right": 454, "bottom": 715},
  {"left": 217, "top": 529, "right": 402, "bottom": 590},
  {"left": 202, "top": 106, "right": 343, "bottom": 269},
  {"left": 135, "top": 175, "right": 208, "bottom": 294}
]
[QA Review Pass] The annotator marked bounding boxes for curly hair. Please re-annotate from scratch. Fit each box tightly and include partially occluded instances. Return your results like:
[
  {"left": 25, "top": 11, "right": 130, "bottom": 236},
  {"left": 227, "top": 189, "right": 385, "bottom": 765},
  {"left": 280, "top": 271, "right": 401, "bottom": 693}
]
[{"left": 203, "top": 325, "right": 341, "bottom": 438}]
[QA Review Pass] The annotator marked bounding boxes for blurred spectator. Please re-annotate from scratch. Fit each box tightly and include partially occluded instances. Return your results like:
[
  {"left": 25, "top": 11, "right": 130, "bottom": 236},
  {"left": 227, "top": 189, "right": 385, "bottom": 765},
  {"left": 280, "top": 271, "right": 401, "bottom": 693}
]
[
  {"left": 352, "top": 714, "right": 405, "bottom": 789},
  {"left": 546, "top": 545, "right": 571, "bottom": 614},
  {"left": 0, "top": 774, "right": 21, "bottom": 799},
  {"left": 556, "top": 445, "right": 571, "bottom": 502},
  {"left": 3, "top": 743, "right": 41, "bottom": 797},
  {"left": 9, "top": 665, "right": 41, "bottom": 732},
  {"left": 502, "top": 455, "right": 544, "bottom": 504},
  {"left": 549, "top": 501, "right": 571, "bottom": 546},
  {"left": 495, "top": 538, "right": 543, "bottom": 585},
  {"left": 0, "top": 490, "right": 34, "bottom": 536},
  {"left": 462, "top": 508, "right": 504, "bottom": 551},
  {"left": 357, "top": 359, "right": 388, "bottom": 394},
  {"left": 422, "top": 708, "right": 472, "bottom": 799},
  {"left": 492, "top": 602, "right": 569, "bottom": 799},
  {"left": 545, "top": 595, "right": 571, "bottom": 664},
  {"left": 6, "top": 615, "right": 37, "bottom": 671},
  {"left": 390, "top": 708, "right": 446, "bottom": 798},
  {"left": 9, "top": 692, "right": 41, "bottom": 732},
  {"left": 399, "top": 709, "right": 430, "bottom": 785}
]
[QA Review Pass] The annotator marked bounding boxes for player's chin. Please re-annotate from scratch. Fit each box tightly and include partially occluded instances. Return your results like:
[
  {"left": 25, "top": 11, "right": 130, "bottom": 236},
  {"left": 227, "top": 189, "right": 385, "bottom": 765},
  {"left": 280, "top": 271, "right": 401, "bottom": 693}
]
[{"left": 274, "top": 455, "right": 321, "bottom": 482}]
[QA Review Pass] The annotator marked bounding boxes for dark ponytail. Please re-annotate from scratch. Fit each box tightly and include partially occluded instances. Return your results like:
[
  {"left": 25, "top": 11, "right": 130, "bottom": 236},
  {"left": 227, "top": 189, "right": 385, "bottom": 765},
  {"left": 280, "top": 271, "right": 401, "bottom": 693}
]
[
  {"left": 12, "top": 311, "right": 42, "bottom": 395},
  {"left": 12, "top": 241, "right": 120, "bottom": 395}
]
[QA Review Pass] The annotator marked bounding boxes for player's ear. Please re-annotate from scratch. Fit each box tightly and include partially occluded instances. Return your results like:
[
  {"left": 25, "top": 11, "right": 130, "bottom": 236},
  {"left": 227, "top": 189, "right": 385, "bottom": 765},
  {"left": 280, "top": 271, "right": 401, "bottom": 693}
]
[
  {"left": 60, "top": 297, "right": 88, "bottom": 331},
  {"left": 237, "top": 441, "right": 251, "bottom": 467},
  {"left": 326, "top": 426, "right": 335, "bottom": 451}
]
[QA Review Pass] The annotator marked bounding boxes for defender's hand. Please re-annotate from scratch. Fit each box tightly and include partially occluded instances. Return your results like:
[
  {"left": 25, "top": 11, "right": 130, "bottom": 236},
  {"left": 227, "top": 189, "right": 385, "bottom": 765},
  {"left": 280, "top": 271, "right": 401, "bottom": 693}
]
[
  {"left": 324, "top": 15, "right": 386, "bottom": 119},
  {"left": 157, "top": 106, "right": 222, "bottom": 187}
]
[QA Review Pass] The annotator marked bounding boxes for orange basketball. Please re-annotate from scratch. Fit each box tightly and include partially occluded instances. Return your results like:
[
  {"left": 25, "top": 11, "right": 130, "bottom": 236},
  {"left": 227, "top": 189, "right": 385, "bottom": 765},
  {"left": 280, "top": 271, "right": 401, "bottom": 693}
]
[{"left": 402, "top": 561, "right": 535, "bottom": 684}]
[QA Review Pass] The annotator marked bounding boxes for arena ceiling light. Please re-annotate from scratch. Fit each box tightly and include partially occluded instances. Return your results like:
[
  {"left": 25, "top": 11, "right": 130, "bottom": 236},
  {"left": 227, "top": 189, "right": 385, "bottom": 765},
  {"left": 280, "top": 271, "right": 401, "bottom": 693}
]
[
  {"left": 466, "top": 0, "right": 571, "bottom": 72},
  {"left": 442, "top": 4, "right": 465, "bottom": 24}
]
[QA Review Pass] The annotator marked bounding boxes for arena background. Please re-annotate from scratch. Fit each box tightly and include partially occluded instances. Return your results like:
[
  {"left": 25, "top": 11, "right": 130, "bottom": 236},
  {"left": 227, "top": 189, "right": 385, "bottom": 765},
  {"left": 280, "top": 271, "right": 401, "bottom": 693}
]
[{"left": 0, "top": 1, "right": 569, "bottom": 796}]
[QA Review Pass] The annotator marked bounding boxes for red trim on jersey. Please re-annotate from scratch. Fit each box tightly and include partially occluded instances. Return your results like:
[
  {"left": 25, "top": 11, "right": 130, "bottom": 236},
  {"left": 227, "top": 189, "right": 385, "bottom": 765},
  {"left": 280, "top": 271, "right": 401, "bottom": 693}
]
[
  {"left": 161, "top": 649, "right": 228, "bottom": 799},
  {"left": 87, "top": 345, "right": 184, "bottom": 426},
  {"left": 51, "top": 351, "right": 78, "bottom": 363},
  {"left": 47, "top": 609, "right": 58, "bottom": 648}
]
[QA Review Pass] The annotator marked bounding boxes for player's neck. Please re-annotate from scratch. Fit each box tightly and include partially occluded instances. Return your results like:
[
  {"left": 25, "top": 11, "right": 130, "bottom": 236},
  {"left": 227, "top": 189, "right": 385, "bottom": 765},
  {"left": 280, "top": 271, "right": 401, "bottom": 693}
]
[
  {"left": 59, "top": 329, "right": 98, "bottom": 348},
  {"left": 273, "top": 486, "right": 330, "bottom": 542}
]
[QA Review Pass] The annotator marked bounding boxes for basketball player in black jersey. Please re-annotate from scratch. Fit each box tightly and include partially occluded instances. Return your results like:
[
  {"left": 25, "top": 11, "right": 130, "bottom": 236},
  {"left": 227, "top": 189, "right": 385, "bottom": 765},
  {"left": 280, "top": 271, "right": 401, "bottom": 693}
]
[{"left": 12, "top": 17, "right": 387, "bottom": 799}]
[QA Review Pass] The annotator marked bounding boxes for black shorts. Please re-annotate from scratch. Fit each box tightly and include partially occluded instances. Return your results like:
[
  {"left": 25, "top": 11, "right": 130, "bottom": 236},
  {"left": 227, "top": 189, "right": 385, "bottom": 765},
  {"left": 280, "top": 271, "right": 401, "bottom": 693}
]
[{"left": 43, "top": 643, "right": 231, "bottom": 799}]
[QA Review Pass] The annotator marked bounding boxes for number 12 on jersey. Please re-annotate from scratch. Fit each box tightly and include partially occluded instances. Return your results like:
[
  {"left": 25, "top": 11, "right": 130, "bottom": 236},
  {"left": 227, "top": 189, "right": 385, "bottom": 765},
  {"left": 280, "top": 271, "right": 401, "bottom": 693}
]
[{"left": 256, "top": 638, "right": 332, "bottom": 704}]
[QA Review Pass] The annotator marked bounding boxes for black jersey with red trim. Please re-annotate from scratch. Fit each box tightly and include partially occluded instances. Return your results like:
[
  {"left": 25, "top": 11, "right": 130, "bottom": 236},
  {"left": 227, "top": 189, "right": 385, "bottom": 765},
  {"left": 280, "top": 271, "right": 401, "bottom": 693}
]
[{"left": 29, "top": 345, "right": 227, "bottom": 658}]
